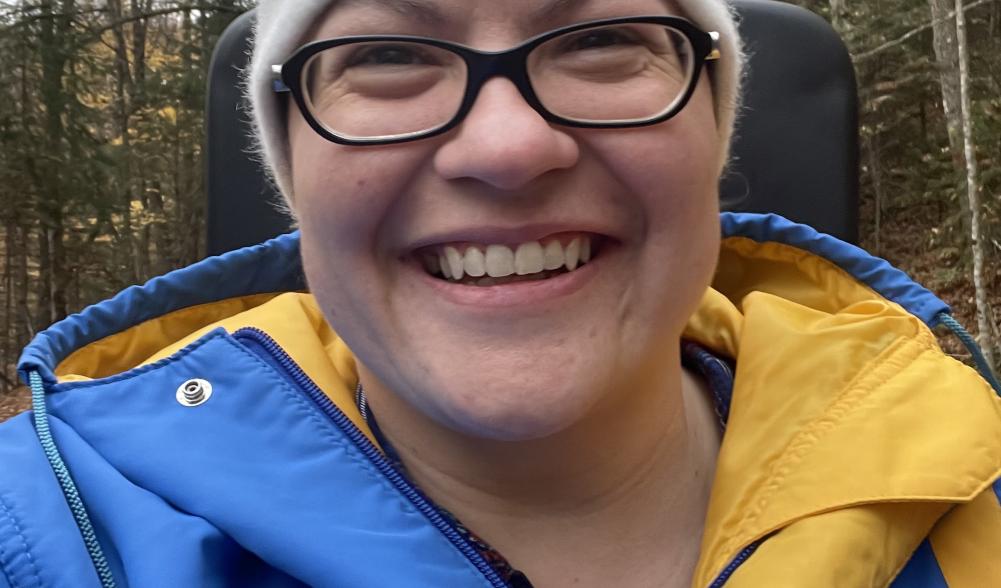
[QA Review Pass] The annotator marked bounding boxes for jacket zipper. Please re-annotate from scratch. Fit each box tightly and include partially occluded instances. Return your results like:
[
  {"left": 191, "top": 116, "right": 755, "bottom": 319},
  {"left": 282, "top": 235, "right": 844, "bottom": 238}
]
[
  {"left": 711, "top": 356, "right": 733, "bottom": 381},
  {"left": 702, "top": 353, "right": 763, "bottom": 586},
  {"left": 233, "top": 327, "right": 509, "bottom": 588},
  {"left": 235, "top": 327, "right": 761, "bottom": 587},
  {"left": 707, "top": 537, "right": 766, "bottom": 587}
]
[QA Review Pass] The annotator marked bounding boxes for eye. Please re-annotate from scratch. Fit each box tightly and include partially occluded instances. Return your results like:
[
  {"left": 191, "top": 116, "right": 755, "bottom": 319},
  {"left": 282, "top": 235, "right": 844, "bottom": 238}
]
[
  {"left": 563, "top": 27, "right": 638, "bottom": 51},
  {"left": 346, "top": 44, "right": 438, "bottom": 67}
]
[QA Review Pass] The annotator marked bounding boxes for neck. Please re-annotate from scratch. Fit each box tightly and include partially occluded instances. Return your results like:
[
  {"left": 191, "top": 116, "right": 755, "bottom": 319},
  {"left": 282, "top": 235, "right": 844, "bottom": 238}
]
[{"left": 359, "top": 350, "right": 721, "bottom": 587}]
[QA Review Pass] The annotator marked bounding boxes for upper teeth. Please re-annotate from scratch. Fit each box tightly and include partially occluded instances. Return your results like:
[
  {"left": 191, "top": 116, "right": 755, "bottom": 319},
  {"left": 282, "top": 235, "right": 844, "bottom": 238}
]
[{"left": 432, "top": 236, "right": 593, "bottom": 280}]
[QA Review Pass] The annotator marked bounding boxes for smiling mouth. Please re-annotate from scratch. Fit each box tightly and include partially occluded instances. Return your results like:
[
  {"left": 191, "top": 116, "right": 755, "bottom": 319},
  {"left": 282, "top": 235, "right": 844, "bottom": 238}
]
[{"left": 417, "top": 234, "right": 602, "bottom": 287}]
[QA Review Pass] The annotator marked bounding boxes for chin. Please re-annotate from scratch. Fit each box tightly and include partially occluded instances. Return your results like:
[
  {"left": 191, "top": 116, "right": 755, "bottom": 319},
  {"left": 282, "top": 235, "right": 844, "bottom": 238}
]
[{"left": 423, "top": 364, "right": 610, "bottom": 442}]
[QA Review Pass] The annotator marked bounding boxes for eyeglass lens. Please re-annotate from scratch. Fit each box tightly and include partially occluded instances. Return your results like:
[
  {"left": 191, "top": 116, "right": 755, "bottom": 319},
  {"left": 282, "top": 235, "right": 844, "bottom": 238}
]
[{"left": 300, "top": 23, "right": 695, "bottom": 141}]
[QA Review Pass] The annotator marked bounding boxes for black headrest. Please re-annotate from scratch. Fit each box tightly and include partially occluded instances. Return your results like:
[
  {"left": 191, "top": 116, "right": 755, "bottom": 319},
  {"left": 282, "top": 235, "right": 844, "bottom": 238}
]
[{"left": 205, "top": 0, "right": 858, "bottom": 256}]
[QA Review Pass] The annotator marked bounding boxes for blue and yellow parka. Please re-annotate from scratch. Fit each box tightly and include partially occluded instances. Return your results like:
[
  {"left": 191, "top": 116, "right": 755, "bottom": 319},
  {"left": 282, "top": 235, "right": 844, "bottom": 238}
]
[{"left": 1, "top": 213, "right": 999, "bottom": 587}]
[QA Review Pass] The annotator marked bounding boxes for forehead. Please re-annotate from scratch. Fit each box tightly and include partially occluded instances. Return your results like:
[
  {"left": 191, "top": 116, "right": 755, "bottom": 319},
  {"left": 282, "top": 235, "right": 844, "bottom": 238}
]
[{"left": 312, "top": 0, "right": 683, "bottom": 41}]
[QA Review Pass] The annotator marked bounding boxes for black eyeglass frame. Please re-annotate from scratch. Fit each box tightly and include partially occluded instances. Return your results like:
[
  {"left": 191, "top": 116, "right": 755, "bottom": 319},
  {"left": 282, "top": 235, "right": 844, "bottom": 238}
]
[{"left": 273, "top": 15, "right": 721, "bottom": 146}]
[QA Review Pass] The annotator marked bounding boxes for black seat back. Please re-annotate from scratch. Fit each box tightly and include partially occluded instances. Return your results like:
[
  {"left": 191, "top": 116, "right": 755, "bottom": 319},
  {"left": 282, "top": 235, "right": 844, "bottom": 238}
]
[{"left": 205, "top": 0, "right": 858, "bottom": 256}]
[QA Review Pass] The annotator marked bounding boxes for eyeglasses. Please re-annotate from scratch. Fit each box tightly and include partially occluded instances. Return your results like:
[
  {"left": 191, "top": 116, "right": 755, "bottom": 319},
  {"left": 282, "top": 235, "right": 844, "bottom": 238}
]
[{"left": 273, "top": 16, "right": 721, "bottom": 146}]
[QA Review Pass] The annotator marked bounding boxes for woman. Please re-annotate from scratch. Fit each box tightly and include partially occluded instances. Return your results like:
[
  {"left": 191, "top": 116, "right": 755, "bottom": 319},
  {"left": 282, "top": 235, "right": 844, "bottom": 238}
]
[{"left": 1, "top": 0, "right": 999, "bottom": 586}]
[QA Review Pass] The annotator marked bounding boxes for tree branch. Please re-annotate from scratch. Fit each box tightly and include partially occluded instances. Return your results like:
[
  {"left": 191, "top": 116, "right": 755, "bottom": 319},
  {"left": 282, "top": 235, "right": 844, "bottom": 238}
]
[
  {"left": 0, "top": 2, "right": 242, "bottom": 36},
  {"left": 83, "top": 3, "right": 244, "bottom": 40},
  {"left": 854, "top": 0, "right": 999, "bottom": 62}
]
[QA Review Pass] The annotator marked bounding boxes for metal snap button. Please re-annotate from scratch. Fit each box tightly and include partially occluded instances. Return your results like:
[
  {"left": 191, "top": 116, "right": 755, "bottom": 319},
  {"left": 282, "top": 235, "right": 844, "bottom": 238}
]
[{"left": 176, "top": 379, "right": 212, "bottom": 407}]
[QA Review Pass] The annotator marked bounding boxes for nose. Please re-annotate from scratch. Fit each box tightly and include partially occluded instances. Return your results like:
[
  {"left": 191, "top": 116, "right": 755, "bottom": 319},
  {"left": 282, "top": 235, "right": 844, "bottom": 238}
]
[{"left": 433, "top": 78, "right": 580, "bottom": 190}]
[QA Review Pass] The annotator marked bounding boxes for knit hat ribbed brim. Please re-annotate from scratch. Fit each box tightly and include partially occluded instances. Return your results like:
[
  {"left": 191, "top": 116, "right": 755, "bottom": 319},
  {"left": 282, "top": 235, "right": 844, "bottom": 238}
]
[{"left": 247, "top": 1, "right": 744, "bottom": 204}]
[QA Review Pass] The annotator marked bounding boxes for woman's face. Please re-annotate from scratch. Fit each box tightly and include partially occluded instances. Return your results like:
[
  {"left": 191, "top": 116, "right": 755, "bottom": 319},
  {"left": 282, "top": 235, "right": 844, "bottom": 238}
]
[{"left": 288, "top": 0, "right": 722, "bottom": 440}]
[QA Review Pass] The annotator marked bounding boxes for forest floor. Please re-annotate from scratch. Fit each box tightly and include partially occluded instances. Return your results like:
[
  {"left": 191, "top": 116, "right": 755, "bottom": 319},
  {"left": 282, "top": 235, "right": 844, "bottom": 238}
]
[
  {"left": 1, "top": 204, "right": 998, "bottom": 423},
  {"left": 0, "top": 388, "right": 27, "bottom": 422}
]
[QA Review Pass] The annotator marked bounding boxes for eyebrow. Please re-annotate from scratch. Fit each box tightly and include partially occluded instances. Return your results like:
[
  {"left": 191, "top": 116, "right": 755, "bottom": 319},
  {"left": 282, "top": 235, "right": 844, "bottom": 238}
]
[
  {"left": 530, "top": 0, "right": 592, "bottom": 24},
  {"left": 335, "top": 0, "right": 603, "bottom": 29},
  {"left": 336, "top": 0, "right": 447, "bottom": 25}
]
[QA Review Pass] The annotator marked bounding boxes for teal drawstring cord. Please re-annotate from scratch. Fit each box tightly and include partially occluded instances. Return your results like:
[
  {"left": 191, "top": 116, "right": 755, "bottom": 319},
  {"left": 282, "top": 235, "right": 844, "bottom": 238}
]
[
  {"left": 937, "top": 312, "right": 1001, "bottom": 396},
  {"left": 29, "top": 370, "right": 117, "bottom": 588}
]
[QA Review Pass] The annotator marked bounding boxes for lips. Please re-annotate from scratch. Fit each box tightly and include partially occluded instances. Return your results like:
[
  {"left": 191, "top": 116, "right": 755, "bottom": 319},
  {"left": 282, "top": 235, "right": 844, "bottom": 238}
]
[{"left": 416, "top": 233, "right": 602, "bottom": 286}]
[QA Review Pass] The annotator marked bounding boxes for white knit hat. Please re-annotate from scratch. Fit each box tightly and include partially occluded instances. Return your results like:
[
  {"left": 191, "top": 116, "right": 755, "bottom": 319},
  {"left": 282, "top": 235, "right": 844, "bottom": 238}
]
[{"left": 247, "top": 1, "right": 744, "bottom": 203}]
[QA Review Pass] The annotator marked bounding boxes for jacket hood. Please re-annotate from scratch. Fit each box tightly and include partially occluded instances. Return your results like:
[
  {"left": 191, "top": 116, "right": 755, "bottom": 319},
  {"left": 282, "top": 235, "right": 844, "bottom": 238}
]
[{"left": 16, "top": 212, "right": 1001, "bottom": 586}]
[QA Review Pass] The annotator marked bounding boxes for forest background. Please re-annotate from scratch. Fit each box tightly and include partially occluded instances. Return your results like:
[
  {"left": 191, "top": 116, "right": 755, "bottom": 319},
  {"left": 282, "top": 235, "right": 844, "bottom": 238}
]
[{"left": 1, "top": 0, "right": 1000, "bottom": 419}]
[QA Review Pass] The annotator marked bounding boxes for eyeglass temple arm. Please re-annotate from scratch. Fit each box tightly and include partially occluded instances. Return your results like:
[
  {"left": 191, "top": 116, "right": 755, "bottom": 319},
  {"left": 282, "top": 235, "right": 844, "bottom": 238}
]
[
  {"left": 272, "top": 65, "right": 291, "bottom": 93},
  {"left": 707, "top": 31, "right": 721, "bottom": 61}
]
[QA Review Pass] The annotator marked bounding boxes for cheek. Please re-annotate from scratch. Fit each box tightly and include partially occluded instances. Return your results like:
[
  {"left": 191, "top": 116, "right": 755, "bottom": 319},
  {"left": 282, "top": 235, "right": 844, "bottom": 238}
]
[
  {"left": 587, "top": 87, "right": 721, "bottom": 326},
  {"left": 292, "top": 146, "right": 379, "bottom": 244},
  {"left": 598, "top": 93, "right": 720, "bottom": 237},
  {"left": 643, "top": 109, "right": 721, "bottom": 279},
  {"left": 288, "top": 120, "right": 423, "bottom": 261},
  {"left": 288, "top": 121, "right": 398, "bottom": 329}
]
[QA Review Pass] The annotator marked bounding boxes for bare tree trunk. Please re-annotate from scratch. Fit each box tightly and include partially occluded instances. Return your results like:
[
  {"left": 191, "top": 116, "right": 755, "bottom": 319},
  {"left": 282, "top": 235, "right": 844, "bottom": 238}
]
[
  {"left": 830, "top": 0, "right": 848, "bottom": 33},
  {"left": 955, "top": 0, "right": 997, "bottom": 369},
  {"left": 107, "top": 0, "right": 145, "bottom": 283},
  {"left": 50, "top": 213, "right": 66, "bottom": 322},
  {"left": 2, "top": 222, "right": 12, "bottom": 394},
  {"left": 176, "top": 7, "right": 202, "bottom": 267},
  {"left": 147, "top": 180, "right": 170, "bottom": 275},
  {"left": 33, "top": 0, "right": 75, "bottom": 327},
  {"left": 929, "top": 0, "right": 967, "bottom": 167},
  {"left": 865, "top": 132, "right": 884, "bottom": 256},
  {"left": 15, "top": 224, "right": 32, "bottom": 344},
  {"left": 35, "top": 221, "right": 52, "bottom": 329},
  {"left": 13, "top": 2, "right": 33, "bottom": 345},
  {"left": 991, "top": 0, "right": 1000, "bottom": 37}
]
